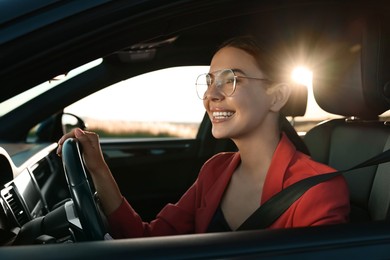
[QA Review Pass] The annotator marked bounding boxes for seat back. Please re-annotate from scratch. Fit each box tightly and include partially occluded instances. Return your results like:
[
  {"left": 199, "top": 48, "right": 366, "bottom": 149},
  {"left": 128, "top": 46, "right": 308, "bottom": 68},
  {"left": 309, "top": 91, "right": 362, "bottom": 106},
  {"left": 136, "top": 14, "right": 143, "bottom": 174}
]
[
  {"left": 305, "top": 120, "right": 390, "bottom": 221},
  {"left": 304, "top": 14, "right": 390, "bottom": 222}
]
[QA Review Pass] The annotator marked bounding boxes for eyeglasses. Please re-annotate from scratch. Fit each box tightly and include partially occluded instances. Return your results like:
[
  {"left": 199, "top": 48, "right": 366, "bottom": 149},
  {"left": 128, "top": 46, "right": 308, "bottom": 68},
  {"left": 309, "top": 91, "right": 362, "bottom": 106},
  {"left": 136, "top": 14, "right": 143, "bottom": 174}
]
[{"left": 195, "top": 69, "right": 272, "bottom": 100}]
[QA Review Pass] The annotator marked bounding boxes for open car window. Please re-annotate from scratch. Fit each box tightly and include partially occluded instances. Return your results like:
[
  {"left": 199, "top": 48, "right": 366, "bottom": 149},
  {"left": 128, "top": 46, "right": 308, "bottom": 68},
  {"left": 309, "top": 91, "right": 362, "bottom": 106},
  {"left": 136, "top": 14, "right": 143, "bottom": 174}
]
[
  {"left": 64, "top": 66, "right": 207, "bottom": 139},
  {"left": 63, "top": 65, "right": 346, "bottom": 140}
]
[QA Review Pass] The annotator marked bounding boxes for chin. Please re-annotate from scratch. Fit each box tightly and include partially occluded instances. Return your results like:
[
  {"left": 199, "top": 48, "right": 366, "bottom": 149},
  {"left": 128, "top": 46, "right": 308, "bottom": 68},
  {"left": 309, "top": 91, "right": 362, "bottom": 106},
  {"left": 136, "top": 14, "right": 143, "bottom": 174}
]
[{"left": 211, "top": 130, "right": 227, "bottom": 140}]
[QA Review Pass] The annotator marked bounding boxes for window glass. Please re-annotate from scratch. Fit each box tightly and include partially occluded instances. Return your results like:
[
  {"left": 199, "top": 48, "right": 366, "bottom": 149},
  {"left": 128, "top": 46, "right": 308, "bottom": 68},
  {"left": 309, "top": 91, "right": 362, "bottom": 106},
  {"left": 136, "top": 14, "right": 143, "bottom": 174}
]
[
  {"left": 0, "top": 59, "right": 102, "bottom": 117},
  {"left": 64, "top": 66, "right": 208, "bottom": 139}
]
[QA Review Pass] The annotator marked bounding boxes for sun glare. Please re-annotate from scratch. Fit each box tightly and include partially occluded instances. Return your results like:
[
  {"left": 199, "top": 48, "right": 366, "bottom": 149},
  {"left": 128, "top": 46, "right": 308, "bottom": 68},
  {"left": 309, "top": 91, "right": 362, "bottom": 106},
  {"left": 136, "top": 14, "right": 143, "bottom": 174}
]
[
  {"left": 291, "top": 66, "right": 313, "bottom": 87},
  {"left": 290, "top": 66, "right": 339, "bottom": 120}
]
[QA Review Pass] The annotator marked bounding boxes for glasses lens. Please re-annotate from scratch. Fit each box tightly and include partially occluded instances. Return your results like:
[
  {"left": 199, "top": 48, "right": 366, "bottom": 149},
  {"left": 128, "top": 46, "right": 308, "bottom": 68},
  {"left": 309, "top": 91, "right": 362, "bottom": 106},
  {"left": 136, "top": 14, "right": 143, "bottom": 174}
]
[
  {"left": 195, "top": 69, "right": 236, "bottom": 99},
  {"left": 195, "top": 73, "right": 210, "bottom": 99},
  {"left": 218, "top": 69, "right": 236, "bottom": 96}
]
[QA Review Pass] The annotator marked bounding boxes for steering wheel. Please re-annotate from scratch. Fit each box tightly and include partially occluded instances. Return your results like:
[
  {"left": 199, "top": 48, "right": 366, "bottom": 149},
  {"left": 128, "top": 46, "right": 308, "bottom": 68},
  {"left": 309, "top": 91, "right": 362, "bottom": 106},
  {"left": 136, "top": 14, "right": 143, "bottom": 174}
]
[{"left": 61, "top": 138, "right": 106, "bottom": 241}]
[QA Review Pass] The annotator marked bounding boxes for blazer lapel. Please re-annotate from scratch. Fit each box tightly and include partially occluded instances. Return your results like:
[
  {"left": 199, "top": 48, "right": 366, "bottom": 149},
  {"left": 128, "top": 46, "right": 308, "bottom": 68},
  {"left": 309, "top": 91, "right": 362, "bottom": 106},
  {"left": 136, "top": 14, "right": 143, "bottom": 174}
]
[
  {"left": 261, "top": 133, "right": 296, "bottom": 205},
  {"left": 195, "top": 153, "right": 241, "bottom": 233}
]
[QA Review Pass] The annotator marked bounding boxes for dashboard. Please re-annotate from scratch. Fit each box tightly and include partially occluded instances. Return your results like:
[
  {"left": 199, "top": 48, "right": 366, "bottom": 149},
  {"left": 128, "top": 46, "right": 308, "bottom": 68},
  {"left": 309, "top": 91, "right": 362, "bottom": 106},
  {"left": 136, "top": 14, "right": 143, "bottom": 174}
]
[{"left": 0, "top": 143, "right": 69, "bottom": 245}]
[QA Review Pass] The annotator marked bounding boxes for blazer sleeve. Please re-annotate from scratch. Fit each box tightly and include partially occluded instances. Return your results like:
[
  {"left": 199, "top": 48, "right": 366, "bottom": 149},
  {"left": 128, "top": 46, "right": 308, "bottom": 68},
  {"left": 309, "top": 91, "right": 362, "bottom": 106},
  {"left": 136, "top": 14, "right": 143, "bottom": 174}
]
[
  {"left": 106, "top": 152, "right": 234, "bottom": 238},
  {"left": 107, "top": 181, "right": 199, "bottom": 239}
]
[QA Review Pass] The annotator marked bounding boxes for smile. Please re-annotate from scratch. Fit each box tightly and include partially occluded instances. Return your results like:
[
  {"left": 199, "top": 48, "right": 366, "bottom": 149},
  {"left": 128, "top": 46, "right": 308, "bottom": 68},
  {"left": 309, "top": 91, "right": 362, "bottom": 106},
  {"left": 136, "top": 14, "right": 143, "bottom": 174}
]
[{"left": 212, "top": 111, "right": 235, "bottom": 120}]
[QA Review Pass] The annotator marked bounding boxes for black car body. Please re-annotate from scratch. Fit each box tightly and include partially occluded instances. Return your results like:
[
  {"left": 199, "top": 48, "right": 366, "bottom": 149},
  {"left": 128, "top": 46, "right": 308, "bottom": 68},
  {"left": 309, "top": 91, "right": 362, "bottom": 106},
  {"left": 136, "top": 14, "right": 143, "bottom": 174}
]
[{"left": 1, "top": 0, "right": 390, "bottom": 259}]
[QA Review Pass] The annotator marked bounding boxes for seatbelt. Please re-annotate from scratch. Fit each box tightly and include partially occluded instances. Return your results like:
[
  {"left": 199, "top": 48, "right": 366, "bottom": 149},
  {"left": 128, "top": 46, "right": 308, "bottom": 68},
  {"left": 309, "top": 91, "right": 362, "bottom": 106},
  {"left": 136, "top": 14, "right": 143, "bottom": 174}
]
[{"left": 237, "top": 148, "right": 390, "bottom": 231}]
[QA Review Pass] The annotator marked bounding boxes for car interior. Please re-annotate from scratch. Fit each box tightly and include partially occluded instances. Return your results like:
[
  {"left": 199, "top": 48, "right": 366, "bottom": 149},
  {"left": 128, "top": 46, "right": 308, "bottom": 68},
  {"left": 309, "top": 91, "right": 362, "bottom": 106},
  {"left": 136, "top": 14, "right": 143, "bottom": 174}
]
[
  {"left": 304, "top": 15, "right": 390, "bottom": 223},
  {"left": 1, "top": 0, "right": 390, "bottom": 258}
]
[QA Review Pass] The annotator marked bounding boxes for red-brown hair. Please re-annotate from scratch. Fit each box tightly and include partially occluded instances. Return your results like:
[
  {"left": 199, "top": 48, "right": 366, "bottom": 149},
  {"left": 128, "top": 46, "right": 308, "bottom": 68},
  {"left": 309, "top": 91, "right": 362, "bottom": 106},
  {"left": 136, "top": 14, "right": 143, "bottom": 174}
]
[{"left": 217, "top": 35, "right": 285, "bottom": 83}]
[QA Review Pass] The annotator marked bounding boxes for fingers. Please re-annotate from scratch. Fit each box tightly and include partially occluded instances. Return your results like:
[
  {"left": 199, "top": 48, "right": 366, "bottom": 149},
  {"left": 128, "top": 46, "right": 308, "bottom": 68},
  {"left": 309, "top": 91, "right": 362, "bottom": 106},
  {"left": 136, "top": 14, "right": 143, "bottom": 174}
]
[
  {"left": 74, "top": 129, "right": 101, "bottom": 156},
  {"left": 56, "top": 128, "right": 99, "bottom": 156},
  {"left": 57, "top": 128, "right": 77, "bottom": 156}
]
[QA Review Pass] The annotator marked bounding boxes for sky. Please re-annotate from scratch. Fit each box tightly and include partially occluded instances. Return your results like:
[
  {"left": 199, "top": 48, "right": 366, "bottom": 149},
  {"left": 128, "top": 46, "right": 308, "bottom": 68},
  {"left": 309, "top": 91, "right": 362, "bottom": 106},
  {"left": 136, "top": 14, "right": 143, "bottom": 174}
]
[{"left": 64, "top": 66, "right": 208, "bottom": 123}]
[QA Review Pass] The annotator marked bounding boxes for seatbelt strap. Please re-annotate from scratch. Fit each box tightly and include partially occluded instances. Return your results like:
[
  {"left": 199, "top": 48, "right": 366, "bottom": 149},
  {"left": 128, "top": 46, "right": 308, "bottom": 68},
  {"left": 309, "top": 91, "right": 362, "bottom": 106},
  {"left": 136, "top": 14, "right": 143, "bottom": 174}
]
[{"left": 237, "top": 148, "right": 390, "bottom": 231}]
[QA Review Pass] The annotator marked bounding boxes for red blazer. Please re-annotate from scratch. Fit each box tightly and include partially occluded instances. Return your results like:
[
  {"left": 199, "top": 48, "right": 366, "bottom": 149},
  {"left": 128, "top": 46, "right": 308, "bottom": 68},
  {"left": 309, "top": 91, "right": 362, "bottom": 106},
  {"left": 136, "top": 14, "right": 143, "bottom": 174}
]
[{"left": 107, "top": 134, "right": 350, "bottom": 238}]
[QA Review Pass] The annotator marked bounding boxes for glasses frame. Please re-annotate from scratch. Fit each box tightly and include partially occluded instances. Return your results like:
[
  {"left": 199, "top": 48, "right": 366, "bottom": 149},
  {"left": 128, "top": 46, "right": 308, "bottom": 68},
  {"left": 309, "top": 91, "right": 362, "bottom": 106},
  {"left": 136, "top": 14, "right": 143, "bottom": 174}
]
[{"left": 195, "top": 69, "right": 272, "bottom": 100}]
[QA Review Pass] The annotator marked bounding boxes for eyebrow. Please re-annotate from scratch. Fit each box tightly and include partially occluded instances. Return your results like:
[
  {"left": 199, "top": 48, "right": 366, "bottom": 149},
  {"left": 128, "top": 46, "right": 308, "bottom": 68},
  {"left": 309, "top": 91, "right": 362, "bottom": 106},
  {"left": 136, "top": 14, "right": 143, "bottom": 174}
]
[
  {"left": 231, "top": 68, "right": 247, "bottom": 76},
  {"left": 209, "top": 68, "right": 247, "bottom": 75}
]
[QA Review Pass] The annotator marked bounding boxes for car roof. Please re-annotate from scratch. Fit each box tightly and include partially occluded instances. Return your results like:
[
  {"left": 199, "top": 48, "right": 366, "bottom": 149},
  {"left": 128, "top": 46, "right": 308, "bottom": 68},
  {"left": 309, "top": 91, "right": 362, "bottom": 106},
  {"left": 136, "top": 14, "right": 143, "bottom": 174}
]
[{"left": 0, "top": 0, "right": 387, "bottom": 103}]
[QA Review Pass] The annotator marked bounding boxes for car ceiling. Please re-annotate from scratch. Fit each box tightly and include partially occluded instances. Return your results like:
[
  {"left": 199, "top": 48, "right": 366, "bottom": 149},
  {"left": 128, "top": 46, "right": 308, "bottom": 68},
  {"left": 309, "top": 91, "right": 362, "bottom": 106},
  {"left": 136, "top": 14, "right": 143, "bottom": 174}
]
[{"left": 0, "top": 0, "right": 388, "bottom": 106}]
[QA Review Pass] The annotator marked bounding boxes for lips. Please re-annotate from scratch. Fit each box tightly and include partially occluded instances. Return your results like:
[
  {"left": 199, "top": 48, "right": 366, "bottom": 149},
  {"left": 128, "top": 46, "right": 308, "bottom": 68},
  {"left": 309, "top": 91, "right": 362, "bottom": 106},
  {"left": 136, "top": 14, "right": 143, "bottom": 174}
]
[{"left": 212, "top": 111, "right": 235, "bottom": 120}]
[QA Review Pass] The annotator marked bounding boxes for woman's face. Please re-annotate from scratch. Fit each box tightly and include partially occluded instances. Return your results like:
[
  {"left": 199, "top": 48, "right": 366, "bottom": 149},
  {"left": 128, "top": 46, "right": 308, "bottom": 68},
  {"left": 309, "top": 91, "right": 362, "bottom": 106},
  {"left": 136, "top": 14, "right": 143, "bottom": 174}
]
[{"left": 203, "top": 46, "right": 275, "bottom": 140}]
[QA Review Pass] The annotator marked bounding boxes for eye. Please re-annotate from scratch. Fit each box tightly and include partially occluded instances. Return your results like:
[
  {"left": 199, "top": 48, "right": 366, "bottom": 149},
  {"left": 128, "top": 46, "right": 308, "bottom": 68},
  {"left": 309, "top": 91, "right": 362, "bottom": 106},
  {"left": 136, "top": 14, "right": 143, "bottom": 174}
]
[
  {"left": 206, "top": 74, "right": 213, "bottom": 87},
  {"left": 220, "top": 70, "right": 235, "bottom": 85},
  {"left": 233, "top": 77, "right": 242, "bottom": 84},
  {"left": 225, "top": 77, "right": 235, "bottom": 84}
]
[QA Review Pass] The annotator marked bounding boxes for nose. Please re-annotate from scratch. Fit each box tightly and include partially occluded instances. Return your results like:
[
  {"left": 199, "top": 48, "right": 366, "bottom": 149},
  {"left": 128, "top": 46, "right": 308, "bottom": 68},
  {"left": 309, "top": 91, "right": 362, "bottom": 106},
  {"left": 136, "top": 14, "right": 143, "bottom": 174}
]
[{"left": 204, "top": 82, "right": 224, "bottom": 101}]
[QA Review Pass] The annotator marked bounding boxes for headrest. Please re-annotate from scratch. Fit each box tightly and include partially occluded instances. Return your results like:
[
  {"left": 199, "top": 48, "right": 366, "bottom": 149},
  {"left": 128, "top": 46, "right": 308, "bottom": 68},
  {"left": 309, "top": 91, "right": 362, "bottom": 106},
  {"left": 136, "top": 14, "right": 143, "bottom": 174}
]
[
  {"left": 312, "top": 15, "right": 390, "bottom": 119},
  {"left": 281, "top": 83, "right": 307, "bottom": 117}
]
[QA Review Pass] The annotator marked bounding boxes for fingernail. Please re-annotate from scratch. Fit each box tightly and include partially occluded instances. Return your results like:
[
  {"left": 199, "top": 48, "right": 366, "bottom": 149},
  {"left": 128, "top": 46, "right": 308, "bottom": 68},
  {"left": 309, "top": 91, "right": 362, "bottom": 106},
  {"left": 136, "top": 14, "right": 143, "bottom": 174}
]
[{"left": 74, "top": 128, "right": 85, "bottom": 137}]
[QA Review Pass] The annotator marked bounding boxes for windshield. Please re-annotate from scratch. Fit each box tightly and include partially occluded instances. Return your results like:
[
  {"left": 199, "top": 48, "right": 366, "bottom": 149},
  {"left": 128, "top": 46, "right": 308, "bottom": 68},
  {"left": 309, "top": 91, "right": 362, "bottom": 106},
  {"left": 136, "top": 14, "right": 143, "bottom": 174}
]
[{"left": 0, "top": 59, "right": 102, "bottom": 117}]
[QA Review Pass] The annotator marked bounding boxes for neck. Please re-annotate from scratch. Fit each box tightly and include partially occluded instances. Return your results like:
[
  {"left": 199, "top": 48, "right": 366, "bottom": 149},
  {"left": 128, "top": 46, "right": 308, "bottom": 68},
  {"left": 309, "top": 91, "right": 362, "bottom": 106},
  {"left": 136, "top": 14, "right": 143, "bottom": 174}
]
[{"left": 233, "top": 125, "right": 281, "bottom": 180}]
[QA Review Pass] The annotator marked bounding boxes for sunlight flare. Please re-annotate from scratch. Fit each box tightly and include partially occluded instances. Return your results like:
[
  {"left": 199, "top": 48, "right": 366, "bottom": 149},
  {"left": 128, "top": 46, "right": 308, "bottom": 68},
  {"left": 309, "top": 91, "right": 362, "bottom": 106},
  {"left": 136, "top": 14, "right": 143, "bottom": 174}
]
[{"left": 291, "top": 66, "right": 313, "bottom": 87}]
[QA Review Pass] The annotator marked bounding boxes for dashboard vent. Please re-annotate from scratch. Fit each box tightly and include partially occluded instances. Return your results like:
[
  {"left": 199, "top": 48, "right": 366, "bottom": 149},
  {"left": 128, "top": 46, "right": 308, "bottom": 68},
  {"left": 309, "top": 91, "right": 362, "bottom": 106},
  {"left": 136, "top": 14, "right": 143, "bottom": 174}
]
[{"left": 2, "top": 186, "right": 30, "bottom": 226}]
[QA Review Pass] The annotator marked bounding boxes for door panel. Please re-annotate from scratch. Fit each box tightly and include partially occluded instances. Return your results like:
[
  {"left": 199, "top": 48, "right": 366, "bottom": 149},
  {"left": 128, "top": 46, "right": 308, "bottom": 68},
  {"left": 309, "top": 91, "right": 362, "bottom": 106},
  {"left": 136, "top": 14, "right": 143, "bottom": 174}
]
[{"left": 100, "top": 138, "right": 204, "bottom": 221}]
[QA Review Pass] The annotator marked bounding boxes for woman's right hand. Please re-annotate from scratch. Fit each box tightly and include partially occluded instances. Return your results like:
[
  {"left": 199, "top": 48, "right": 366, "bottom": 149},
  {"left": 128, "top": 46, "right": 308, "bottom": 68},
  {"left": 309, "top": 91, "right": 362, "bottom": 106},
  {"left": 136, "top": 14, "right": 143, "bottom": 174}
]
[
  {"left": 57, "top": 127, "right": 123, "bottom": 215},
  {"left": 57, "top": 128, "right": 108, "bottom": 176}
]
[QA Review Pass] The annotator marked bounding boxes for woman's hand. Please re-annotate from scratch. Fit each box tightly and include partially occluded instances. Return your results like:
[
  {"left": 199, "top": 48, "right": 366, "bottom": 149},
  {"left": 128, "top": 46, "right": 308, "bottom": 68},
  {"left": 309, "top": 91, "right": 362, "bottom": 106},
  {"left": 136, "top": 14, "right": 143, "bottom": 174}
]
[
  {"left": 57, "top": 128, "right": 107, "bottom": 175},
  {"left": 57, "top": 128, "right": 123, "bottom": 215}
]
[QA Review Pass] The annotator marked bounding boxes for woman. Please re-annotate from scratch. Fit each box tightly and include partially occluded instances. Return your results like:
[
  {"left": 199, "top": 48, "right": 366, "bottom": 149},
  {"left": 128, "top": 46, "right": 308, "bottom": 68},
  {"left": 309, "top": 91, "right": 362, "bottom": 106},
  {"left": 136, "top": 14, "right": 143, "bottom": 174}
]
[{"left": 57, "top": 36, "right": 349, "bottom": 238}]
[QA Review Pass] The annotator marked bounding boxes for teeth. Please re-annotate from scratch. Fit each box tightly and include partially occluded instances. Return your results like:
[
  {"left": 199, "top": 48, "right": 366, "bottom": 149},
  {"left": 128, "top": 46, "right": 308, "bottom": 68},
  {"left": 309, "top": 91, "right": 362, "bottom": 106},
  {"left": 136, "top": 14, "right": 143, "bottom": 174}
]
[{"left": 213, "top": 111, "right": 234, "bottom": 119}]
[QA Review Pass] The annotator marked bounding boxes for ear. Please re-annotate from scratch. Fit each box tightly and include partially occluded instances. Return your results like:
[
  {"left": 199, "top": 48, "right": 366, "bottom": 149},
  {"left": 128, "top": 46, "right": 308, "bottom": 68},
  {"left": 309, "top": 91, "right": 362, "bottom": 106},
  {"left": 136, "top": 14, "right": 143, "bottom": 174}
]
[{"left": 267, "top": 83, "right": 291, "bottom": 112}]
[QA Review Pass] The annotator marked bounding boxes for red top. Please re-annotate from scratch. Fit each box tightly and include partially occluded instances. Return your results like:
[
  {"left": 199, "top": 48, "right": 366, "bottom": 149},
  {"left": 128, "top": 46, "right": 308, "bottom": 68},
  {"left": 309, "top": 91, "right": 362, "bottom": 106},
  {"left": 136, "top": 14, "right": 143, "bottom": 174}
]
[{"left": 107, "top": 134, "right": 350, "bottom": 238}]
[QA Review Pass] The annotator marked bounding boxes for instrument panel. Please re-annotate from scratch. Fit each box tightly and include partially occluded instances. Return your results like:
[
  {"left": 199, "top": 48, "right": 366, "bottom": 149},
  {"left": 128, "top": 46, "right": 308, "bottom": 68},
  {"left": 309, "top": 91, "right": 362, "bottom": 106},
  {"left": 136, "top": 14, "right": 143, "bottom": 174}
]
[{"left": 0, "top": 143, "right": 68, "bottom": 245}]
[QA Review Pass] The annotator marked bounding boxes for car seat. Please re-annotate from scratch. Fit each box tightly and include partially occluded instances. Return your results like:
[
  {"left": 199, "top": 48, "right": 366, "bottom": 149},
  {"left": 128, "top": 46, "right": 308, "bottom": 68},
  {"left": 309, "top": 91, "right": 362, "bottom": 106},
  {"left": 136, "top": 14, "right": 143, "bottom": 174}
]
[{"left": 304, "top": 15, "right": 390, "bottom": 222}]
